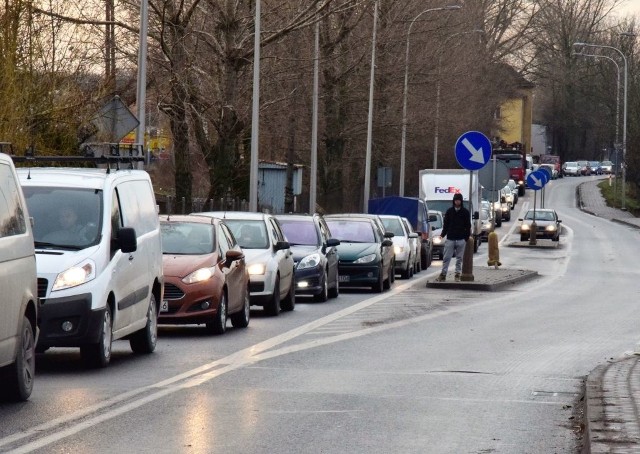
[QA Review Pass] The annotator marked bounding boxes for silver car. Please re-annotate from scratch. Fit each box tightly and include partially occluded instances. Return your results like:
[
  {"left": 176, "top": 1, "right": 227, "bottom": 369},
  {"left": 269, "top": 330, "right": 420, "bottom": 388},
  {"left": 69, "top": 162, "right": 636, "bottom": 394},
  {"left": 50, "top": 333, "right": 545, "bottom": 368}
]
[
  {"left": 379, "top": 215, "right": 418, "bottom": 279},
  {"left": 195, "top": 211, "right": 295, "bottom": 316}
]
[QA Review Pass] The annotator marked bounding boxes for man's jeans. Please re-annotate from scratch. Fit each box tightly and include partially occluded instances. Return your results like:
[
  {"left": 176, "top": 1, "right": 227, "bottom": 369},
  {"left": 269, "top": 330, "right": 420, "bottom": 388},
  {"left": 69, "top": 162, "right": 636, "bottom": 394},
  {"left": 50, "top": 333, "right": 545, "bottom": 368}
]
[{"left": 441, "top": 239, "right": 466, "bottom": 275}]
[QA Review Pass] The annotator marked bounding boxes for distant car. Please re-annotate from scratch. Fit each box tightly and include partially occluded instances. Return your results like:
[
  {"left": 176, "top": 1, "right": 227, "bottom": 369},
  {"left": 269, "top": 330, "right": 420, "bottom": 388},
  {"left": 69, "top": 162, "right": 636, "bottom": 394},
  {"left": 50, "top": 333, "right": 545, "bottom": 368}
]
[
  {"left": 159, "top": 215, "right": 250, "bottom": 334},
  {"left": 494, "top": 187, "right": 511, "bottom": 222},
  {"left": 325, "top": 215, "right": 395, "bottom": 292},
  {"left": 400, "top": 217, "right": 422, "bottom": 274},
  {"left": 518, "top": 209, "right": 562, "bottom": 242},
  {"left": 378, "top": 214, "right": 419, "bottom": 279},
  {"left": 194, "top": 212, "right": 295, "bottom": 316},
  {"left": 276, "top": 214, "right": 340, "bottom": 302},
  {"left": 502, "top": 184, "right": 515, "bottom": 209},
  {"left": 480, "top": 200, "right": 495, "bottom": 240},
  {"left": 589, "top": 161, "right": 602, "bottom": 175},
  {"left": 562, "top": 161, "right": 581, "bottom": 177},
  {"left": 600, "top": 160, "right": 614, "bottom": 174},
  {"left": 577, "top": 160, "right": 590, "bottom": 176},
  {"left": 428, "top": 210, "right": 445, "bottom": 259},
  {"left": 507, "top": 179, "right": 519, "bottom": 205},
  {"left": 539, "top": 163, "right": 558, "bottom": 180}
]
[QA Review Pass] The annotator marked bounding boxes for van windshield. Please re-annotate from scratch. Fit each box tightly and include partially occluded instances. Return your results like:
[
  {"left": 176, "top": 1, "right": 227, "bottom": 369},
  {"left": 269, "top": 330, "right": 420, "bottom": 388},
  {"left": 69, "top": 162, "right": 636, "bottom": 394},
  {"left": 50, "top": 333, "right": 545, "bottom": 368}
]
[{"left": 22, "top": 187, "right": 103, "bottom": 249}]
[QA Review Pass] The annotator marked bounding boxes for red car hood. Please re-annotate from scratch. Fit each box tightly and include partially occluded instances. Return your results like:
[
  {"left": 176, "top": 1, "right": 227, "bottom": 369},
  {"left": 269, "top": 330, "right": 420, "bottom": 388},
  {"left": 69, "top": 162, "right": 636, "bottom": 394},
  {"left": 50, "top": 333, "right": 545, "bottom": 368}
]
[{"left": 163, "top": 253, "right": 219, "bottom": 278}]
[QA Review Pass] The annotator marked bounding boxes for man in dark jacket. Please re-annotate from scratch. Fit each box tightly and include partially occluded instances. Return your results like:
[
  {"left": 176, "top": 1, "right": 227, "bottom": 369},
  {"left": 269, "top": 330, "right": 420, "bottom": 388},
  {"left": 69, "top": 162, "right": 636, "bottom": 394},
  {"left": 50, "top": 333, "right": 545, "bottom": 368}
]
[{"left": 436, "top": 192, "right": 471, "bottom": 282}]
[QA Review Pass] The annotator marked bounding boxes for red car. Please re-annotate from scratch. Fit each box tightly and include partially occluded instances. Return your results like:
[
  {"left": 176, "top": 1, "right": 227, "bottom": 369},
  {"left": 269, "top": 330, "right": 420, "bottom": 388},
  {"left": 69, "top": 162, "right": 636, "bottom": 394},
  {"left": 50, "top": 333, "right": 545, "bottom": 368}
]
[{"left": 159, "top": 215, "right": 250, "bottom": 334}]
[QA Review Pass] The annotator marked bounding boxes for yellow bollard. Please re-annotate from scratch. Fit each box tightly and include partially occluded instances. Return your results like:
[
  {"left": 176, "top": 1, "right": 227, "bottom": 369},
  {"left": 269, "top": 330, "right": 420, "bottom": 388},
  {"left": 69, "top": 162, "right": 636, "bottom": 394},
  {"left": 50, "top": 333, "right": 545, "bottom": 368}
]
[
  {"left": 487, "top": 231, "right": 501, "bottom": 269},
  {"left": 460, "top": 237, "right": 475, "bottom": 281}
]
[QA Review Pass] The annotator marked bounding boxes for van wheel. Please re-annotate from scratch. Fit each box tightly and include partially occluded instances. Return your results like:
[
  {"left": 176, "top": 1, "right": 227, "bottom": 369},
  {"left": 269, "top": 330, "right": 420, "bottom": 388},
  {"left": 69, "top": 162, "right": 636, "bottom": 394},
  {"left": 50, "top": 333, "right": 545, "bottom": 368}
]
[
  {"left": 264, "top": 279, "right": 281, "bottom": 316},
  {"left": 130, "top": 294, "right": 158, "bottom": 354},
  {"left": 206, "top": 291, "right": 227, "bottom": 335},
  {"left": 0, "top": 317, "right": 35, "bottom": 402},
  {"left": 281, "top": 276, "right": 296, "bottom": 311},
  {"left": 230, "top": 286, "right": 250, "bottom": 328},
  {"left": 81, "top": 305, "right": 113, "bottom": 368}
]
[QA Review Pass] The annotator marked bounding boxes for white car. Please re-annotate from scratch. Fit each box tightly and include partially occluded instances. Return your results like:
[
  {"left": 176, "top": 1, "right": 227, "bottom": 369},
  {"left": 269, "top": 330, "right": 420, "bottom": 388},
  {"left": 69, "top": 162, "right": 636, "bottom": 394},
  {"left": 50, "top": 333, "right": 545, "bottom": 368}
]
[
  {"left": 562, "top": 161, "right": 581, "bottom": 176},
  {"left": 428, "top": 210, "right": 444, "bottom": 260},
  {"left": 378, "top": 215, "right": 418, "bottom": 279},
  {"left": 195, "top": 212, "right": 295, "bottom": 316},
  {"left": 600, "top": 160, "right": 614, "bottom": 174}
]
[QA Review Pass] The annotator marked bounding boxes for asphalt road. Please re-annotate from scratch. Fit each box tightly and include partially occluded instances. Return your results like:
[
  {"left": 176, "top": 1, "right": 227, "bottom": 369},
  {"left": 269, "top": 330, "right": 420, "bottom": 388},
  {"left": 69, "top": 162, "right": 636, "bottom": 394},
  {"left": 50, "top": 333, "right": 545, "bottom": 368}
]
[{"left": 2, "top": 175, "right": 639, "bottom": 453}]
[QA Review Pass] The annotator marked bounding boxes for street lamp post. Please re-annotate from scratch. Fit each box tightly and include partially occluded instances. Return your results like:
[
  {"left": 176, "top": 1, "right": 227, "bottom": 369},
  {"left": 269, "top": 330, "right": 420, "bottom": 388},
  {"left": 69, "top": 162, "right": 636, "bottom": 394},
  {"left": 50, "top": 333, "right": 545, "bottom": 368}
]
[
  {"left": 574, "top": 41, "right": 632, "bottom": 210},
  {"left": 399, "top": 5, "right": 462, "bottom": 196},
  {"left": 574, "top": 51, "right": 621, "bottom": 205},
  {"left": 433, "top": 29, "right": 484, "bottom": 170},
  {"left": 363, "top": 0, "right": 379, "bottom": 212},
  {"left": 249, "top": 0, "right": 261, "bottom": 212}
]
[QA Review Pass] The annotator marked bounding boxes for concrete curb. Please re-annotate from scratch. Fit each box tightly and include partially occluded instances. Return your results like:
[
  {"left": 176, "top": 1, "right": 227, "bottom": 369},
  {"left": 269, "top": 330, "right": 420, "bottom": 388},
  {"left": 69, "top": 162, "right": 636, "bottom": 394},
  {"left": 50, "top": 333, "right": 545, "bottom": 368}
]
[{"left": 426, "top": 268, "right": 539, "bottom": 291}]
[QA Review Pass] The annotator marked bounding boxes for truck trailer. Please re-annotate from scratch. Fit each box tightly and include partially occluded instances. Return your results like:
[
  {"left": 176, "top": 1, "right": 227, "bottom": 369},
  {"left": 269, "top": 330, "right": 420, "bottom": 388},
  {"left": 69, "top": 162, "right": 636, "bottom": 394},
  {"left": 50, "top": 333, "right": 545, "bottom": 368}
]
[{"left": 418, "top": 169, "right": 481, "bottom": 252}]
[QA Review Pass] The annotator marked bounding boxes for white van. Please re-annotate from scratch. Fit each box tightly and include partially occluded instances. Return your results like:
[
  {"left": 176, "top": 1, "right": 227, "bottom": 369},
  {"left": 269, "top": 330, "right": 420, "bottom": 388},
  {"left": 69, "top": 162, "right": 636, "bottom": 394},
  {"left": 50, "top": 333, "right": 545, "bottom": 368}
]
[
  {"left": 0, "top": 153, "right": 38, "bottom": 401},
  {"left": 18, "top": 167, "right": 163, "bottom": 368}
]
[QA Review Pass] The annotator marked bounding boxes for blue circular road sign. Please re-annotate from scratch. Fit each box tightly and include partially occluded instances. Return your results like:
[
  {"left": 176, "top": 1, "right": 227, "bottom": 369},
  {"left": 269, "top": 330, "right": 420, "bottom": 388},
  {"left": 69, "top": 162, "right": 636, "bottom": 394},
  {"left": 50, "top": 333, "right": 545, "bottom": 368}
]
[
  {"left": 526, "top": 169, "right": 549, "bottom": 191},
  {"left": 454, "top": 131, "right": 492, "bottom": 171}
]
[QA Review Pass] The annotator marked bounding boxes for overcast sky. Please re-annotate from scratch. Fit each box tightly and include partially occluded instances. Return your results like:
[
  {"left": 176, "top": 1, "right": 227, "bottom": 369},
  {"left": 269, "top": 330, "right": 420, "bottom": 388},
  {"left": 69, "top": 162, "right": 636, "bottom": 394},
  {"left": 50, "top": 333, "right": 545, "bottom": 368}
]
[{"left": 616, "top": 0, "right": 640, "bottom": 16}]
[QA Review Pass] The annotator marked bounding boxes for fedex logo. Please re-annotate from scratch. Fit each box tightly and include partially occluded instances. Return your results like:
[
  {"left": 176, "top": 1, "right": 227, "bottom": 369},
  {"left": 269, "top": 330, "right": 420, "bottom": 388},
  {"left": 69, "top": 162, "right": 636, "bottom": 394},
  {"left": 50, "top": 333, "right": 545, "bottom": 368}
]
[{"left": 434, "top": 186, "right": 462, "bottom": 194}]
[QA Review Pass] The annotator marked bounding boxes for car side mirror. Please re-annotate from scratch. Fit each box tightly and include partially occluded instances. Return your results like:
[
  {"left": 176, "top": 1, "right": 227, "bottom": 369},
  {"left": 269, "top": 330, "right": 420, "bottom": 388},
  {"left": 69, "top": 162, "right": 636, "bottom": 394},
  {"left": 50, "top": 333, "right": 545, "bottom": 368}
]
[
  {"left": 557, "top": 219, "right": 562, "bottom": 223},
  {"left": 501, "top": 196, "right": 506, "bottom": 203},
  {"left": 224, "top": 249, "right": 243, "bottom": 267},
  {"left": 408, "top": 232, "right": 419, "bottom": 238},
  {"left": 384, "top": 231, "right": 394, "bottom": 238},
  {"left": 326, "top": 238, "right": 340, "bottom": 247},
  {"left": 473, "top": 211, "right": 479, "bottom": 220},
  {"left": 431, "top": 226, "right": 436, "bottom": 231},
  {"left": 382, "top": 239, "right": 393, "bottom": 247},
  {"left": 118, "top": 227, "right": 137, "bottom": 253},
  {"left": 274, "top": 240, "right": 290, "bottom": 251}
]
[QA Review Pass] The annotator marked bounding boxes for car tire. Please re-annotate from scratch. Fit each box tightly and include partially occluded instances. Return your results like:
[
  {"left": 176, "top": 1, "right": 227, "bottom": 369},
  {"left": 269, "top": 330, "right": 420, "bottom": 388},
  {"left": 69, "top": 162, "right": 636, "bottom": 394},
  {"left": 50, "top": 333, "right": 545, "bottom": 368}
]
[
  {"left": 389, "top": 261, "right": 395, "bottom": 284},
  {"left": 505, "top": 212, "right": 511, "bottom": 222},
  {"left": 81, "top": 305, "right": 113, "bottom": 368},
  {"left": 520, "top": 234, "right": 528, "bottom": 242},
  {"left": 328, "top": 275, "right": 339, "bottom": 299},
  {"left": 206, "top": 291, "right": 228, "bottom": 335},
  {"left": 0, "top": 316, "right": 35, "bottom": 402},
  {"left": 281, "top": 276, "right": 296, "bottom": 311},
  {"left": 415, "top": 256, "right": 421, "bottom": 273},
  {"left": 230, "top": 286, "right": 251, "bottom": 328},
  {"left": 314, "top": 274, "right": 329, "bottom": 302},
  {"left": 372, "top": 267, "right": 384, "bottom": 293},
  {"left": 130, "top": 294, "right": 159, "bottom": 353},
  {"left": 264, "top": 278, "right": 281, "bottom": 316},
  {"left": 496, "top": 217, "right": 502, "bottom": 227}
]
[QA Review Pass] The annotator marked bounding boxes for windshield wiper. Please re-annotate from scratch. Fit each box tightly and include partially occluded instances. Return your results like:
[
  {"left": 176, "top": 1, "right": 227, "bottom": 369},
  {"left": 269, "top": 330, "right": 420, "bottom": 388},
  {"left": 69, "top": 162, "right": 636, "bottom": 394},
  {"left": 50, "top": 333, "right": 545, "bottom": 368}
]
[{"left": 35, "top": 241, "right": 83, "bottom": 251}]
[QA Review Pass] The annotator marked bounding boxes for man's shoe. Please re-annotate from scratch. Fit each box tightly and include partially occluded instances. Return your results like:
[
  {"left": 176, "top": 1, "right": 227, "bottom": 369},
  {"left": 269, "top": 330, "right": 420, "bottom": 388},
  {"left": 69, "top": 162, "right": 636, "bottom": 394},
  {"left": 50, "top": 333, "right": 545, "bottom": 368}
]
[
  {"left": 435, "top": 274, "right": 446, "bottom": 282},
  {"left": 454, "top": 273, "right": 461, "bottom": 282}
]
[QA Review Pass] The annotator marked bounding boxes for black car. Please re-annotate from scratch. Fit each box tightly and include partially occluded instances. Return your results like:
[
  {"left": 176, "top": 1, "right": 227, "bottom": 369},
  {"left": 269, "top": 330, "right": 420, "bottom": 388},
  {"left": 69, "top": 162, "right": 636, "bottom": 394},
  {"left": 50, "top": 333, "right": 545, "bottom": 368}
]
[{"left": 276, "top": 214, "right": 340, "bottom": 302}]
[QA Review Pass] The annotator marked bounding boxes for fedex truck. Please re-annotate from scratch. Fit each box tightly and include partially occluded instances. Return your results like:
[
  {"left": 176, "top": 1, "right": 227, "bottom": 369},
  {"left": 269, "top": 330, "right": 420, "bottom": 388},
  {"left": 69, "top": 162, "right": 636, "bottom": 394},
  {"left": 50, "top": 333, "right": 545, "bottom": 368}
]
[{"left": 418, "top": 169, "right": 481, "bottom": 252}]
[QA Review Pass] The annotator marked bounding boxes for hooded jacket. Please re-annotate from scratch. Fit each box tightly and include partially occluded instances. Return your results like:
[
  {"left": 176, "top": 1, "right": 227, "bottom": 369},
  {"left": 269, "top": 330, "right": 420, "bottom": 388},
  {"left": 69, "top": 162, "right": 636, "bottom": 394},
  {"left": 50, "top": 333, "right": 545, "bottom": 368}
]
[{"left": 440, "top": 194, "right": 471, "bottom": 241}]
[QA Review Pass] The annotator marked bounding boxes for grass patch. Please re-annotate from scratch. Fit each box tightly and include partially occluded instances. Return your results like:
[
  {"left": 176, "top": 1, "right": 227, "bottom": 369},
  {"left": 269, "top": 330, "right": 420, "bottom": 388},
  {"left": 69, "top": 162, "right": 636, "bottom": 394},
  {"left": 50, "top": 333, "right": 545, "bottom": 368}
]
[{"left": 598, "top": 178, "right": 640, "bottom": 216}]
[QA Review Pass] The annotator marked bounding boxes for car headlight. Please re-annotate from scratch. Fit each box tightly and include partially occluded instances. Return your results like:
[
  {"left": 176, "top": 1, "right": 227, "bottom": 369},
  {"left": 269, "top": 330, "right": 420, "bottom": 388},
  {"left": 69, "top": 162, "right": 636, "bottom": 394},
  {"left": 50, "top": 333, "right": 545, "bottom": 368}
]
[
  {"left": 247, "top": 263, "right": 266, "bottom": 275},
  {"left": 182, "top": 267, "right": 215, "bottom": 284},
  {"left": 520, "top": 224, "right": 530, "bottom": 231},
  {"left": 354, "top": 253, "right": 377, "bottom": 264},
  {"left": 298, "top": 253, "right": 321, "bottom": 270},
  {"left": 545, "top": 225, "right": 557, "bottom": 232},
  {"left": 432, "top": 236, "right": 443, "bottom": 245},
  {"left": 52, "top": 259, "right": 96, "bottom": 291},
  {"left": 493, "top": 202, "right": 501, "bottom": 210},
  {"left": 394, "top": 246, "right": 404, "bottom": 255}
]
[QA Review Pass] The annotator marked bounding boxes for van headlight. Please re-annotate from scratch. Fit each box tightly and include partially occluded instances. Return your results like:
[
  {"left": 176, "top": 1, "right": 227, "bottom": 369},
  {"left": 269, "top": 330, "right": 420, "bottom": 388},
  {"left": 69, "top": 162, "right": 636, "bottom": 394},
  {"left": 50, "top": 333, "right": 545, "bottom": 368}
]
[
  {"left": 52, "top": 259, "right": 96, "bottom": 291},
  {"left": 182, "top": 267, "right": 215, "bottom": 284},
  {"left": 354, "top": 253, "right": 376, "bottom": 264},
  {"left": 298, "top": 253, "right": 321, "bottom": 270},
  {"left": 247, "top": 263, "right": 266, "bottom": 275}
]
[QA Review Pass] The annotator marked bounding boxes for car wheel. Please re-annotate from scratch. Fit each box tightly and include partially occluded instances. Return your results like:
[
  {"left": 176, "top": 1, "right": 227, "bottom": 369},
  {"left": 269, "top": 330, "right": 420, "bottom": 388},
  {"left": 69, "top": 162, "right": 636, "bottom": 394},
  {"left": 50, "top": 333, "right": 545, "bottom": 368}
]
[
  {"left": 230, "top": 286, "right": 251, "bottom": 328},
  {"left": 496, "top": 217, "right": 502, "bottom": 227},
  {"left": 206, "top": 291, "right": 228, "bottom": 335},
  {"left": 130, "top": 293, "right": 159, "bottom": 353},
  {"left": 371, "top": 267, "right": 384, "bottom": 293},
  {"left": 328, "top": 274, "right": 339, "bottom": 299},
  {"left": 383, "top": 264, "right": 392, "bottom": 290},
  {"left": 0, "top": 316, "right": 35, "bottom": 402},
  {"left": 401, "top": 262, "right": 411, "bottom": 279},
  {"left": 505, "top": 212, "right": 511, "bottom": 222},
  {"left": 264, "top": 278, "right": 281, "bottom": 316},
  {"left": 314, "top": 273, "right": 329, "bottom": 302},
  {"left": 520, "top": 234, "right": 528, "bottom": 242},
  {"left": 281, "top": 276, "right": 296, "bottom": 311},
  {"left": 415, "top": 256, "right": 421, "bottom": 273},
  {"left": 389, "top": 261, "right": 395, "bottom": 284},
  {"left": 81, "top": 305, "right": 113, "bottom": 368}
]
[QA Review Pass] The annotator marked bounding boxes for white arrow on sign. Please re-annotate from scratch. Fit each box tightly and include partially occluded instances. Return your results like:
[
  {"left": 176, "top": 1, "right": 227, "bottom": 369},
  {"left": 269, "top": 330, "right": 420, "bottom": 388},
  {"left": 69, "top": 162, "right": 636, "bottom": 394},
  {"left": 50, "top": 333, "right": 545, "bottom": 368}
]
[
  {"left": 462, "top": 138, "right": 486, "bottom": 164},
  {"left": 530, "top": 174, "right": 542, "bottom": 188}
]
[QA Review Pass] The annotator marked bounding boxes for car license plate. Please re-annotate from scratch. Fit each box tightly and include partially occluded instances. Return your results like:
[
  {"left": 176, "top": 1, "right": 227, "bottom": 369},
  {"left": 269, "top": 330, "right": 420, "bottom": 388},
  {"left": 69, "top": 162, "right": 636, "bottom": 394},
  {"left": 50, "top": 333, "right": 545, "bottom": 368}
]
[
  {"left": 338, "top": 275, "right": 350, "bottom": 283},
  {"left": 160, "top": 300, "right": 169, "bottom": 312}
]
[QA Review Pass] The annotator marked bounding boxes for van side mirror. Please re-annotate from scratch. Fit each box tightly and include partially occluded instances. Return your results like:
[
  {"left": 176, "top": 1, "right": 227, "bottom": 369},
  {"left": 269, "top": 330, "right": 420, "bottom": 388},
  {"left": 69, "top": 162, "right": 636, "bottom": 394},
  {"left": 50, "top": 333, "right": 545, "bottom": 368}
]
[
  {"left": 501, "top": 196, "right": 506, "bottom": 203},
  {"left": 473, "top": 211, "right": 479, "bottom": 220},
  {"left": 118, "top": 227, "right": 137, "bottom": 253},
  {"left": 408, "top": 232, "right": 419, "bottom": 238},
  {"left": 382, "top": 239, "right": 393, "bottom": 247},
  {"left": 384, "top": 231, "right": 394, "bottom": 238}
]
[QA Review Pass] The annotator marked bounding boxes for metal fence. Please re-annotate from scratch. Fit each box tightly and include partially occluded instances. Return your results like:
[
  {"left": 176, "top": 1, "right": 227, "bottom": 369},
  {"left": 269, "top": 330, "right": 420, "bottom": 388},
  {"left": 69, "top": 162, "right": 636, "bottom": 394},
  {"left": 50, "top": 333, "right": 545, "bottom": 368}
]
[{"left": 159, "top": 195, "right": 250, "bottom": 215}]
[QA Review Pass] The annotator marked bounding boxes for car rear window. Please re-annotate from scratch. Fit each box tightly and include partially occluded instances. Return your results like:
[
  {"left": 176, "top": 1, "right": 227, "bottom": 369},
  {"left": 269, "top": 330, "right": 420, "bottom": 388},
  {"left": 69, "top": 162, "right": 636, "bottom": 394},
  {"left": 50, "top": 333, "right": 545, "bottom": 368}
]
[
  {"left": 325, "top": 220, "right": 375, "bottom": 243},
  {"left": 279, "top": 220, "right": 320, "bottom": 246}
]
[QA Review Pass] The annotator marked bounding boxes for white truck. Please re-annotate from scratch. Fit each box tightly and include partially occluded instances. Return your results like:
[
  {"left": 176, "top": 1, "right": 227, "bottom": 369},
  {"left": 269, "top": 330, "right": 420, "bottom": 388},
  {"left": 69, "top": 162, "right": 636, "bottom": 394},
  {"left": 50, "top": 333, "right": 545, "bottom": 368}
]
[{"left": 418, "top": 169, "right": 482, "bottom": 252}]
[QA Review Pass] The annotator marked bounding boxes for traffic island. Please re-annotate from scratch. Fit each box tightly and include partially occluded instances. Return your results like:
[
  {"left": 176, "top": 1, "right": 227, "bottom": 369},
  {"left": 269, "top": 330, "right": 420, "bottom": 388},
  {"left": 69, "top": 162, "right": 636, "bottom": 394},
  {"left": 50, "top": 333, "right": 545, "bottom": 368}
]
[
  {"left": 426, "top": 267, "right": 538, "bottom": 290},
  {"left": 508, "top": 240, "right": 559, "bottom": 249}
]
